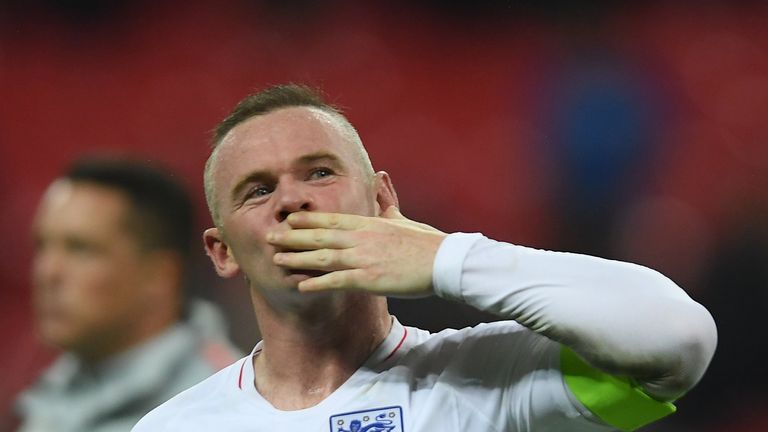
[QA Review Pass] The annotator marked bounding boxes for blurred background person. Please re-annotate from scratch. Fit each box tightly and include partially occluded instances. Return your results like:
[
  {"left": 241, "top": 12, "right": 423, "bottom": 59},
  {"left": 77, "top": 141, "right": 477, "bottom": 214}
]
[{"left": 13, "top": 158, "right": 241, "bottom": 432}]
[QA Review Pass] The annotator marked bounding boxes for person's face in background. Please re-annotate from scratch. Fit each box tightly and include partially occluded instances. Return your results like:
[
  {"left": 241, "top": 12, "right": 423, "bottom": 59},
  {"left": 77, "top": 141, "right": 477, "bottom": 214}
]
[{"left": 32, "top": 180, "right": 158, "bottom": 360}]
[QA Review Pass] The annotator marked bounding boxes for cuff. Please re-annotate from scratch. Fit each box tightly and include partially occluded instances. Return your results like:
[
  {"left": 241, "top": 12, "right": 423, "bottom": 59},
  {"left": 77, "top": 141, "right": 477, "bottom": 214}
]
[{"left": 432, "top": 232, "right": 484, "bottom": 303}]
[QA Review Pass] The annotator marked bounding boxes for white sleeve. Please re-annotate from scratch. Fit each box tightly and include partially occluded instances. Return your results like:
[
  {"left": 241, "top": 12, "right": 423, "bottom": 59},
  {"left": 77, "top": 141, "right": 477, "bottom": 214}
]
[{"left": 432, "top": 233, "right": 717, "bottom": 401}]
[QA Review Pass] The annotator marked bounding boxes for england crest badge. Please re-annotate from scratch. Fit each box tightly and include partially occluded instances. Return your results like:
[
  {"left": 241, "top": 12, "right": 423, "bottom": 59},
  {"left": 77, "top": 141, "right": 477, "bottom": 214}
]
[{"left": 330, "top": 406, "right": 403, "bottom": 432}]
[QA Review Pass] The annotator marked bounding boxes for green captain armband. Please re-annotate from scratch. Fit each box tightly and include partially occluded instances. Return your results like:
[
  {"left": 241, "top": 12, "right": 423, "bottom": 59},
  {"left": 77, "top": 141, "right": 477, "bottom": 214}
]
[{"left": 560, "top": 346, "right": 677, "bottom": 431}]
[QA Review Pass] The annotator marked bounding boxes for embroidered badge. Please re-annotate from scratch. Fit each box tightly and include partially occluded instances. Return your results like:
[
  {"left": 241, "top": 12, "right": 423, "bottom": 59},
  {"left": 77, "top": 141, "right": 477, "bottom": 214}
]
[{"left": 330, "top": 406, "right": 403, "bottom": 432}]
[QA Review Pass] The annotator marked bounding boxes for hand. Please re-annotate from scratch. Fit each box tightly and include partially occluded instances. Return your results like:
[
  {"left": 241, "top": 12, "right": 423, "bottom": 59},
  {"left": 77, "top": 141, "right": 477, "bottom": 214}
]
[{"left": 267, "top": 206, "right": 447, "bottom": 297}]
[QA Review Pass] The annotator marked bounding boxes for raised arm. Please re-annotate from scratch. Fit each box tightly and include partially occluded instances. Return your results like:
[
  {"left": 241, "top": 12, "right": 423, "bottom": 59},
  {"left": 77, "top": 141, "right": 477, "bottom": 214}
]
[
  {"left": 268, "top": 208, "right": 717, "bottom": 407},
  {"left": 433, "top": 233, "right": 717, "bottom": 402}
]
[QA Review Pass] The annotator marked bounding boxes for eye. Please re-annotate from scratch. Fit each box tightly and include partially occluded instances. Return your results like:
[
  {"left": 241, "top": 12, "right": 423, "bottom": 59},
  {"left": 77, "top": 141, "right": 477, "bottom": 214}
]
[
  {"left": 246, "top": 184, "right": 273, "bottom": 200},
  {"left": 308, "top": 168, "right": 334, "bottom": 180},
  {"left": 65, "top": 238, "right": 99, "bottom": 255}
]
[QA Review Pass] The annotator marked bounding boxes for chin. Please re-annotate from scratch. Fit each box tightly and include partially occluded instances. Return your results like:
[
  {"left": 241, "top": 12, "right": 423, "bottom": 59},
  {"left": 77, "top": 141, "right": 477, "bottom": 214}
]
[{"left": 259, "top": 284, "right": 339, "bottom": 315}]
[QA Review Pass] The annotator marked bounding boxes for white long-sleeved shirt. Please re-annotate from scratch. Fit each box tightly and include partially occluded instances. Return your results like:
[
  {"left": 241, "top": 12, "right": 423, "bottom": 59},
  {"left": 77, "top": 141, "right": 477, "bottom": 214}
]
[
  {"left": 434, "top": 233, "right": 717, "bottom": 402},
  {"left": 133, "top": 233, "right": 717, "bottom": 432}
]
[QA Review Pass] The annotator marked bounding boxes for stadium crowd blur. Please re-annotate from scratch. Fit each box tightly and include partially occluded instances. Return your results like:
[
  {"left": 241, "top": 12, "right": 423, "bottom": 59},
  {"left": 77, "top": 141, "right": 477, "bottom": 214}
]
[{"left": 1, "top": 1, "right": 766, "bottom": 431}]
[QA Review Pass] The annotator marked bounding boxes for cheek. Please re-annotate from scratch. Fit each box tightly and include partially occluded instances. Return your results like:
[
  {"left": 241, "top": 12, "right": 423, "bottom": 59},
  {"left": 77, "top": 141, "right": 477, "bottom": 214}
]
[
  {"left": 66, "top": 259, "right": 139, "bottom": 321},
  {"left": 335, "top": 185, "right": 376, "bottom": 216},
  {"left": 35, "top": 262, "right": 117, "bottom": 341},
  {"left": 70, "top": 269, "right": 118, "bottom": 317},
  {"left": 226, "top": 219, "right": 275, "bottom": 271}
]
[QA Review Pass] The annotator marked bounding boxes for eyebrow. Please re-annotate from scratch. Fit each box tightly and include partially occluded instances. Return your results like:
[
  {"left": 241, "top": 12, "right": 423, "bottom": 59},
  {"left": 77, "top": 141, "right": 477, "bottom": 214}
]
[
  {"left": 229, "top": 151, "right": 345, "bottom": 204},
  {"left": 296, "top": 151, "right": 344, "bottom": 167}
]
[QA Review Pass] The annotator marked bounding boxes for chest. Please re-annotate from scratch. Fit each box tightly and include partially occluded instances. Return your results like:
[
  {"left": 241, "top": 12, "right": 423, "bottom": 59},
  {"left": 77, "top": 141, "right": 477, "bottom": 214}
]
[{"left": 196, "top": 369, "right": 510, "bottom": 432}]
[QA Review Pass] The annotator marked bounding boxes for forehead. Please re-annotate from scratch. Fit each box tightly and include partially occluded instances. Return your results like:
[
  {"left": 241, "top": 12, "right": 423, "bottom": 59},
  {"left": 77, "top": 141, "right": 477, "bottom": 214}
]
[
  {"left": 35, "top": 180, "right": 131, "bottom": 237},
  {"left": 213, "top": 107, "right": 357, "bottom": 181},
  {"left": 220, "top": 106, "right": 353, "bottom": 160}
]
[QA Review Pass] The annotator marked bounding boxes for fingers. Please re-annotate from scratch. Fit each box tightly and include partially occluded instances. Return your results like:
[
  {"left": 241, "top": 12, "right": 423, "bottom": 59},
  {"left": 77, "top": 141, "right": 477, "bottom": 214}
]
[
  {"left": 267, "top": 210, "right": 442, "bottom": 297},
  {"left": 267, "top": 227, "right": 356, "bottom": 250},
  {"left": 285, "top": 212, "right": 367, "bottom": 230},
  {"left": 297, "top": 269, "right": 368, "bottom": 292},
  {"left": 274, "top": 248, "right": 357, "bottom": 271},
  {"left": 381, "top": 205, "right": 404, "bottom": 220}
]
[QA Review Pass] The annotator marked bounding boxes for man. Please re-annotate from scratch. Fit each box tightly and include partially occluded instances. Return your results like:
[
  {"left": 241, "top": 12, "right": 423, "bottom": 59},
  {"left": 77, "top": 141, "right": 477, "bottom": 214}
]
[
  {"left": 135, "top": 84, "right": 717, "bottom": 431},
  {"left": 17, "top": 158, "right": 241, "bottom": 432}
]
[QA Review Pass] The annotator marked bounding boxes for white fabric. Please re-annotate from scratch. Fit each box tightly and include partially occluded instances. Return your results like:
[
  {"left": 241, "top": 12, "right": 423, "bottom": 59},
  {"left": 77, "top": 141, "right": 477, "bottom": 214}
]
[
  {"left": 134, "top": 233, "right": 716, "bottom": 431},
  {"left": 434, "top": 233, "right": 716, "bottom": 400},
  {"left": 134, "top": 317, "right": 610, "bottom": 432}
]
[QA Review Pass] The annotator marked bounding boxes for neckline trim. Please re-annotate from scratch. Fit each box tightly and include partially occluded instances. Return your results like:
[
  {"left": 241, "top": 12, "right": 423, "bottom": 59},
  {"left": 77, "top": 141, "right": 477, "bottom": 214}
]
[{"left": 233, "top": 317, "right": 409, "bottom": 415}]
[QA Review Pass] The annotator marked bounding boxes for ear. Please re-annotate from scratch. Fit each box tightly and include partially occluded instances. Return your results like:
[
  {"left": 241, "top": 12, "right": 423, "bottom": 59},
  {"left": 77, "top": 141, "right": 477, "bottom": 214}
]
[
  {"left": 203, "top": 227, "right": 241, "bottom": 278},
  {"left": 374, "top": 171, "right": 399, "bottom": 216}
]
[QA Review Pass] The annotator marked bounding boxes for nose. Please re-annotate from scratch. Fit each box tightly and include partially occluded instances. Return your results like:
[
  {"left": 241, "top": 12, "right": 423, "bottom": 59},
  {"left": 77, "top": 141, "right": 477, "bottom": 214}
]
[{"left": 274, "top": 180, "right": 314, "bottom": 222}]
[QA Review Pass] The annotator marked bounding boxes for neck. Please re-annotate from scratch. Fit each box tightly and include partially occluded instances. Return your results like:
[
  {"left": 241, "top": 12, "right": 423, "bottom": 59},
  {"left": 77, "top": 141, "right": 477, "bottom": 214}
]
[{"left": 250, "top": 289, "right": 391, "bottom": 410}]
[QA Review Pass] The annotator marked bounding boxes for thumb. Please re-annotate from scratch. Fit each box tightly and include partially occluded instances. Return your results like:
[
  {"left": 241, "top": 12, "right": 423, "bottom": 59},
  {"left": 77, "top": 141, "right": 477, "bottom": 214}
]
[{"left": 382, "top": 205, "right": 405, "bottom": 220}]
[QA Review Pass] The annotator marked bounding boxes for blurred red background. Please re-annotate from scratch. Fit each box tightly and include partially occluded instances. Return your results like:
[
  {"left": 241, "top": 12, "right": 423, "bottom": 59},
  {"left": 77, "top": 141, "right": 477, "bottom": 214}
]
[{"left": 2, "top": 1, "right": 767, "bottom": 430}]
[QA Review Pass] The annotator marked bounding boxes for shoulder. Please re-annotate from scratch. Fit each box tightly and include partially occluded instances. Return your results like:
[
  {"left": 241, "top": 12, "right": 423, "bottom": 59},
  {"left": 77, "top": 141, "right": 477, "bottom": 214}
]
[
  {"left": 132, "top": 356, "right": 248, "bottom": 431},
  {"left": 18, "top": 354, "right": 73, "bottom": 393},
  {"left": 15, "top": 355, "right": 75, "bottom": 423},
  {"left": 399, "top": 320, "right": 558, "bottom": 376},
  {"left": 407, "top": 320, "right": 551, "bottom": 355}
]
